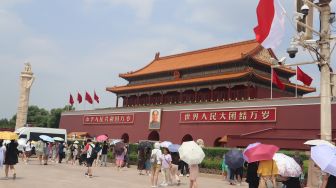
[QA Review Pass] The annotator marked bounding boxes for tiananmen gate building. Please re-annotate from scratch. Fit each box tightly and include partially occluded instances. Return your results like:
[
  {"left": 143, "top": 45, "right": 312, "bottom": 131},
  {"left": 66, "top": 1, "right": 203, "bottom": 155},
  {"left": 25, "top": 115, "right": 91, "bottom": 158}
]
[{"left": 59, "top": 40, "right": 336, "bottom": 150}]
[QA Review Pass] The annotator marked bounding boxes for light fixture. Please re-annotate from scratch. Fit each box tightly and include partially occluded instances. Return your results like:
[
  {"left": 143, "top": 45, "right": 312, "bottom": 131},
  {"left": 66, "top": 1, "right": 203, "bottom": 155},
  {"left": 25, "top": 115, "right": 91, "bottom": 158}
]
[{"left": 329, "top": 12, "right": 335, "bottom": 23}]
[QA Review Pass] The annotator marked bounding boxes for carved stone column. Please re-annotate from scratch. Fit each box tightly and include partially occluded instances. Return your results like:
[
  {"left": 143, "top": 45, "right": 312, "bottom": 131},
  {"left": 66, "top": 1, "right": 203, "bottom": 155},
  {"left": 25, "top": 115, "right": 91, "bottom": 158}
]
[{"left": 16, "top": 63, "right": 35, "bottom": 129}]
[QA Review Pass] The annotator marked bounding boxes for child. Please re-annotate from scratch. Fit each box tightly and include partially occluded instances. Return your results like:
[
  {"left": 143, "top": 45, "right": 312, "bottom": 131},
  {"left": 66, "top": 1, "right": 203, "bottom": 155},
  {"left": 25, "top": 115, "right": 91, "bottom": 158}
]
[
  {"left": 221, "top": 154, "right": 229, "bottom": 181},
  {"left": 160, "top": 147, "right": 172, "bottom": 186},
  {"left": 144, "top": 147, "right": 151, "bottom": 175}
]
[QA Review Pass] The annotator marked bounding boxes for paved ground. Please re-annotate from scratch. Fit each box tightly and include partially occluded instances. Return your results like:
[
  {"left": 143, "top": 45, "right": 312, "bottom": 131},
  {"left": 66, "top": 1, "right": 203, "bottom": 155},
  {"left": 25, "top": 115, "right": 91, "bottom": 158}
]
[{"left": 0, "top": 158, "right": 248, "bottom": 188}]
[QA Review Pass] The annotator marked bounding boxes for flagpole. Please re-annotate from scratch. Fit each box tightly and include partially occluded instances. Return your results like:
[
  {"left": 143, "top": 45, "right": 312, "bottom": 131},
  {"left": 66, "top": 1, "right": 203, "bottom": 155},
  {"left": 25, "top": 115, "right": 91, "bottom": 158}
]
[
  {"left": 271, "top": 68, "right": 273, "bottom": 99},
  {"left": 295, "top": 67, "right": 298, "bottom": 98}
]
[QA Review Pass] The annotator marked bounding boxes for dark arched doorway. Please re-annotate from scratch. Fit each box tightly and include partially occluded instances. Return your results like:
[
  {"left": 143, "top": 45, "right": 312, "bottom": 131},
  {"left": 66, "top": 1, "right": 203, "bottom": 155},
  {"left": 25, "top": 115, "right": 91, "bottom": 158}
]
[
  {"left": 181, "top": 134, "right": 193, "bottom": 143},
  {"left": 148, "top": 131, "right": 160, "bottom": 141},
  {"left": 121, "top": 133, "right": 129, "bottom": 143}
]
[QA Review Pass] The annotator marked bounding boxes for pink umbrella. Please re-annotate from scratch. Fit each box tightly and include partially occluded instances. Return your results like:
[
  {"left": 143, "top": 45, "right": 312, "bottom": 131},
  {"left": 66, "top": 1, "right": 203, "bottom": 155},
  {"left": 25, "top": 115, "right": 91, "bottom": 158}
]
[
  {"left": 96, "top": 135, "right": 108, "bottom": 142},
  {"left": 243, "top": 142, "right": 261, "bottom": 162},
  {"left": 244, "top": 144, "right": 279, "bottom": 163}
]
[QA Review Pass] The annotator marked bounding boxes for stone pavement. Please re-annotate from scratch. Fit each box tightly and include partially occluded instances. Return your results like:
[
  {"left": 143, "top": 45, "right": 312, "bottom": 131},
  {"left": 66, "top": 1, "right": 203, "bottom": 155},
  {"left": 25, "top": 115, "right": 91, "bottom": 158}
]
[{"left": 0, "top": 158, "right": 248, "bottom": 188}]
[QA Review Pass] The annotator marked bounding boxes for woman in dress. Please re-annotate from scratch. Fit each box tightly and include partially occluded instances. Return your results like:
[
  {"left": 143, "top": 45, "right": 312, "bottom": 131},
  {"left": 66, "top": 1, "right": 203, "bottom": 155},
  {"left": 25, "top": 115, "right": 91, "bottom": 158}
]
[{"left": 4, "top": 140, "right": 19, "bottom": 180}]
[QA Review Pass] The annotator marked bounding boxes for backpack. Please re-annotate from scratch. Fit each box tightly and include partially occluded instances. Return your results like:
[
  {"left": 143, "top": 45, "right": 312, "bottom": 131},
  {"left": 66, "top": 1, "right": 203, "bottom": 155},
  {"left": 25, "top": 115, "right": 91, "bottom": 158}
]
[
  {"left": 150, "top": 151, "right": 158, "bottom": 165},
  {"left": 89, "top": 144, "right": 98, "bottom": 159}
]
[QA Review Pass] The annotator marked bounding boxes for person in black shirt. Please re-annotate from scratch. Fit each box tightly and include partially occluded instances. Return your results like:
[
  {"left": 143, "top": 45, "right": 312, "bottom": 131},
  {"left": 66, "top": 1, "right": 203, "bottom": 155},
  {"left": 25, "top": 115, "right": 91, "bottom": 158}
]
[
  {"left": 244, "top": 161, "right": 259, "bottom": 188},
  {"left": 171, "top": 152, "right": 181, "bottom": 185},
  {"left": 100, "top": 141, "right": 109, "bottom": 167}
]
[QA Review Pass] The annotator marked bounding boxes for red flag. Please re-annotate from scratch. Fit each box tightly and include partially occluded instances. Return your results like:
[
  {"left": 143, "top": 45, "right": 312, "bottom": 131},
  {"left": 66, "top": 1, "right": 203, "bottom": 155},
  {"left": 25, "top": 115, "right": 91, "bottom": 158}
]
[
  {"left": 69, "top": 94, "right": 74, "bottom": 106},
  {"left": 297, "top": 66, "right": 313, "bottom": 86},
  {"left": 94, "top": 91, "right": 100, "bottom": 103},
  {"left": 272, "top": 69, "right": 285, "bottom": 90},
  {"left": 77, "top": 92, "right": 82, "bottom": 104},
  {"left": 85, "top": 91, "right": 93, "bottom": 104},
  {"left": 254, "top": 0, "right": 285, "bottom": 49}
]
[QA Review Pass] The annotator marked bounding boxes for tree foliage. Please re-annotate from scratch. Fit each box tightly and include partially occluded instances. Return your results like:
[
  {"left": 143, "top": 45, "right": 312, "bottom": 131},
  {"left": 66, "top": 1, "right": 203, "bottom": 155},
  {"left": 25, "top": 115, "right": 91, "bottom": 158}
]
[{"left": 0, "top": 105, "right": 74, "bottom": 129}]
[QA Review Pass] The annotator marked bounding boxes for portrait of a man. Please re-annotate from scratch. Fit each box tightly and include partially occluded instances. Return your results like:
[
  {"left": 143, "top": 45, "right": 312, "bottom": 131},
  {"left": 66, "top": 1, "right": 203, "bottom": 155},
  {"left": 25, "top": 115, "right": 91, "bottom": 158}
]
[{"left": 149, "top": 109, "right": 161, "bottom": 129}]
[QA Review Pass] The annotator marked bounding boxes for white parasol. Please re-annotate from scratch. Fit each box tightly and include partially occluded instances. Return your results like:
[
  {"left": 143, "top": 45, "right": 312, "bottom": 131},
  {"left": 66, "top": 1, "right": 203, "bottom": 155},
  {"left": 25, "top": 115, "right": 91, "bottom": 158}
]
[
  {"left": 304, "top": 139, "right": 335, "bottom": 147},
  {"left": 273, "top": 153, "right": 302, "bottom": 177},
  {"left": 178, "top": 141, "right": 205, "bottom": 165}
]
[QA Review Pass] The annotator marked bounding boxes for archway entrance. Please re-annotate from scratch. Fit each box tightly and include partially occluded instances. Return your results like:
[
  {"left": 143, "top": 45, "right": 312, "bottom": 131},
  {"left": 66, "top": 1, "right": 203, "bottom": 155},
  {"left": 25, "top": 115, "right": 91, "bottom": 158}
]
[
  {"left": 148, "top": 131, "right": 160, "bottom": 141},
  {"left": 181, "top": 134, "right": 193, "bottom": 143},
  {"left": 121, "top": 133, "right": 129, "bottom": 143}
]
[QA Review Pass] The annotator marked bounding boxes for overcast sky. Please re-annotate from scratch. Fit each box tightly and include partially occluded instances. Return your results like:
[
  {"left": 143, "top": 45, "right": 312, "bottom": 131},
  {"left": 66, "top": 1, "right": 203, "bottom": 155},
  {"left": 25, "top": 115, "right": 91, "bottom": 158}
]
[{"left": 0, "top": 0, "right": 335, "bottom": 119}]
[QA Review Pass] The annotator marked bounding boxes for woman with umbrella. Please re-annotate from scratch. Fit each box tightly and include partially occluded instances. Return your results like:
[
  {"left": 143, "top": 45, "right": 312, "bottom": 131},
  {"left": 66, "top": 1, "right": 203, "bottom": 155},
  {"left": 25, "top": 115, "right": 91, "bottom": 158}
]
[
  {"left": 244, "top": 161, "right": 260, "bottom": 188},
  {"left": 114, "top": 142, "right": 126, "bottom": 171},
  {"left": 4, "top": 140, "right": 19, "bottom": 179}
]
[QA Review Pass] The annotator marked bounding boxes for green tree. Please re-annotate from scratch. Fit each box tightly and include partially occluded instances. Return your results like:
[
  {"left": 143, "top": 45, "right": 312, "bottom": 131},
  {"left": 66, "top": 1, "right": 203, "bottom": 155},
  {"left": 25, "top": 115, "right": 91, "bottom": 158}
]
[
  {"left": 27, "top": 105, "right": 49, "bottom": 127},
  {"left": 48, "top": 105, "right": 75, "bottom": 128}
]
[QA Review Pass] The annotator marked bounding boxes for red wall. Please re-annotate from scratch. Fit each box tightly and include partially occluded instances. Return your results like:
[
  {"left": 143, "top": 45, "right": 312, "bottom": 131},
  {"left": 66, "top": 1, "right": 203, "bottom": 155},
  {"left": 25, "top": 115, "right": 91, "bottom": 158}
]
[{"left": 60, "top": 99, "right": 336, "bottom": 150}]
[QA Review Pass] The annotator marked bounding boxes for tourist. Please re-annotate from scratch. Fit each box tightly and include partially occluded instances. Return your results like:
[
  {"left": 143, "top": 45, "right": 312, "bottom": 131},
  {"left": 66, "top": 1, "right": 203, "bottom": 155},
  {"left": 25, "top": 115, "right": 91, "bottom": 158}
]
[
  {"left": 244, "top": 161, "right": 259, "bottom": 188},
  {"left": 115, "top": 145, "right": 126, "bottom": 171},
  {"left": 160, "top": 147, "right": 172, "bottom": 186},
  {"left": 324, "top": 174, "right": 336, "bottom": 188},
  {"left": 179, "top": 160, "right": 189, "bottom": 177},
  {"left": 257, "top": 160, "right": 279, "bottom": 188},
  {"left": 293, "top": 151, "right": 304, "bottom": 187},
  {"left": 189, "top": 164, "right": 199, "bottom": 188},
  {"left": 0, "top": 140, "right": 5, "bottom": 169},
  {"left": 23, "top": 140, "right": 32, "bottom": 164},
  {"left": 72, "top": 144, "right": 79, "bottom": 165},
  {"left": 100, "top": 141, "right": 109, "bottom": 167},
  {"left": 124, "top": 144, "right": 130, "bottom": 168},
  {"left": 82, "top": 139, "right": 95, "bottom": 178},
  {"left": 221, "top": 154, "right": 229, "bottom": 181},
  {"left": 4, "top": 140, "right": 18, "bottom": 180},
  {"left": 35, "top": 139, "right": 44, "bottom": 165},
  {"left": 144, "top": 147, "right": 151, "bottom": 175},
  {"left": 51, "top": 142, "right": 57, "bottom": 162},
  {"left": 58, "top": 142, "right": 65, "bottom": 163},
  {"left": 65, "top": 144, "right": 72, "bottom": 163},
  {"left": 170, "top": 151, "right": 181, "bottom": 185},
  {"left": 43, "top": 141, "right": 49, "bottom": 165},
  {"left": 137, "top": 147, "right": 146, "bottom": 175},
  {"left": 307, "top": 153, "right": 322, "bottom": 188},
  {"left": 94, "top": 143, "right": 102, "bottom": 166},
  {"left": 150, "top": 142, "right": 162, "bottom": 188}
]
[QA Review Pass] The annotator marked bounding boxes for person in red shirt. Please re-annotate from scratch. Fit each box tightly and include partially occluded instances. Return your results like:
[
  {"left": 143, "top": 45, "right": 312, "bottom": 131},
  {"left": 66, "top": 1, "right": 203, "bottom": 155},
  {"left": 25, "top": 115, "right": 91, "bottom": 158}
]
[{"left": 82, "top": 139, "right": 95, "bottom": 178}]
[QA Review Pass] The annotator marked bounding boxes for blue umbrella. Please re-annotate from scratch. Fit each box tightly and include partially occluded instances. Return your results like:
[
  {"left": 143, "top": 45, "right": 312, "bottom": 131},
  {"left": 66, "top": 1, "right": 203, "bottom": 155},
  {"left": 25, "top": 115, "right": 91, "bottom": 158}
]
[
  {"left": 168, "top": 144, "right": 181, "bottom": 153},
  {"left": 39, "top": 135, "right": 54, "bottom": 142},
  {"left": 225, "top": 149, "right": 244, "bottom": 170},
  {"left": 311, "top": 144, "right": 336, "bottom": 176}
]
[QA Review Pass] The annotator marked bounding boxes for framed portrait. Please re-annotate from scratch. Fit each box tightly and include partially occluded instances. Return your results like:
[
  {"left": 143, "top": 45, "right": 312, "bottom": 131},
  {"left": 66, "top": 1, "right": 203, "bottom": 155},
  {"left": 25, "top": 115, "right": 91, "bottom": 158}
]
[{"left": 149, "top": 109, "right": 161, "bottom": 130}]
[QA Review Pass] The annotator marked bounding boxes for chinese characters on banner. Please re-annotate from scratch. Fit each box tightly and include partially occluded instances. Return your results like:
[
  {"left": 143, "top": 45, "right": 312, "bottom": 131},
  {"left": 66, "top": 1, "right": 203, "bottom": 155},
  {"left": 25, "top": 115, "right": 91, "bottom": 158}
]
[
  {"left": 180, "top": 108, "right": 276, "bottom": 123},
  {"left": 83, "top": 113, "right": 134, "bottom": 125}
]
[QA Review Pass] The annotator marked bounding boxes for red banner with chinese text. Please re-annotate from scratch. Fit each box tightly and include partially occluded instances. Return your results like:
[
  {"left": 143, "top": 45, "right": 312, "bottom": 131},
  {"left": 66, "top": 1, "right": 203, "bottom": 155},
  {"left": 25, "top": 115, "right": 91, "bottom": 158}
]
[
  {"left": 83, "top": 113, "right": 134, "bottom": 125},
  {"left": 180, "top": 108, "right": 276, "bottom": 123}
]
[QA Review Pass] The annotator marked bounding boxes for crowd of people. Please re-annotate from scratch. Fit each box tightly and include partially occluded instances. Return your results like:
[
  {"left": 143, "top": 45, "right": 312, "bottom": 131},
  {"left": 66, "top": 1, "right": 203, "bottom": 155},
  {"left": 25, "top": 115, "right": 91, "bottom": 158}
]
[
  {"left": 1, "top": 136, "right": 336, "bottom": 188},
  {"left": 136, "top": 141, "right": 200, "bottom": 188}
]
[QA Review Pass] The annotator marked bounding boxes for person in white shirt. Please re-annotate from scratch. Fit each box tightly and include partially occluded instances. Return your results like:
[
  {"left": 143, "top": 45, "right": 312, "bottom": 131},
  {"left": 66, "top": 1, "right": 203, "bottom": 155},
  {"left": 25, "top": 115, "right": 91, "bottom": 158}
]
[
  {"left": 24, "top": 141, "right": 32, "bottom": 164},
  {"left": 150, "top": 142, "right": 162, "bottom": 188},
  {"left": 0, "top": 140, "right": 6, "bottom": 168}
]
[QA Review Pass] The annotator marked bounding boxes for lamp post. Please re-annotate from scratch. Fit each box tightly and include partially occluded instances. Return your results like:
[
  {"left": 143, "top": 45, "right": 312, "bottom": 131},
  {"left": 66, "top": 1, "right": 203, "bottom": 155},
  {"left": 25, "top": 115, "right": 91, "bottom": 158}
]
[{"left": 291, "top": 0, "right": 334, "bottom": 141}]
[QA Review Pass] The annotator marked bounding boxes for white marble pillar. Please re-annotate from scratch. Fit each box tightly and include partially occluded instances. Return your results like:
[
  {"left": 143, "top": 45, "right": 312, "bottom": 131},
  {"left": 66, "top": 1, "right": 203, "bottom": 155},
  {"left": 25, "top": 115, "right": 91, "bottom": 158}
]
[{"left": 15, "top": 63, "right": 35, "bottom": 129}]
